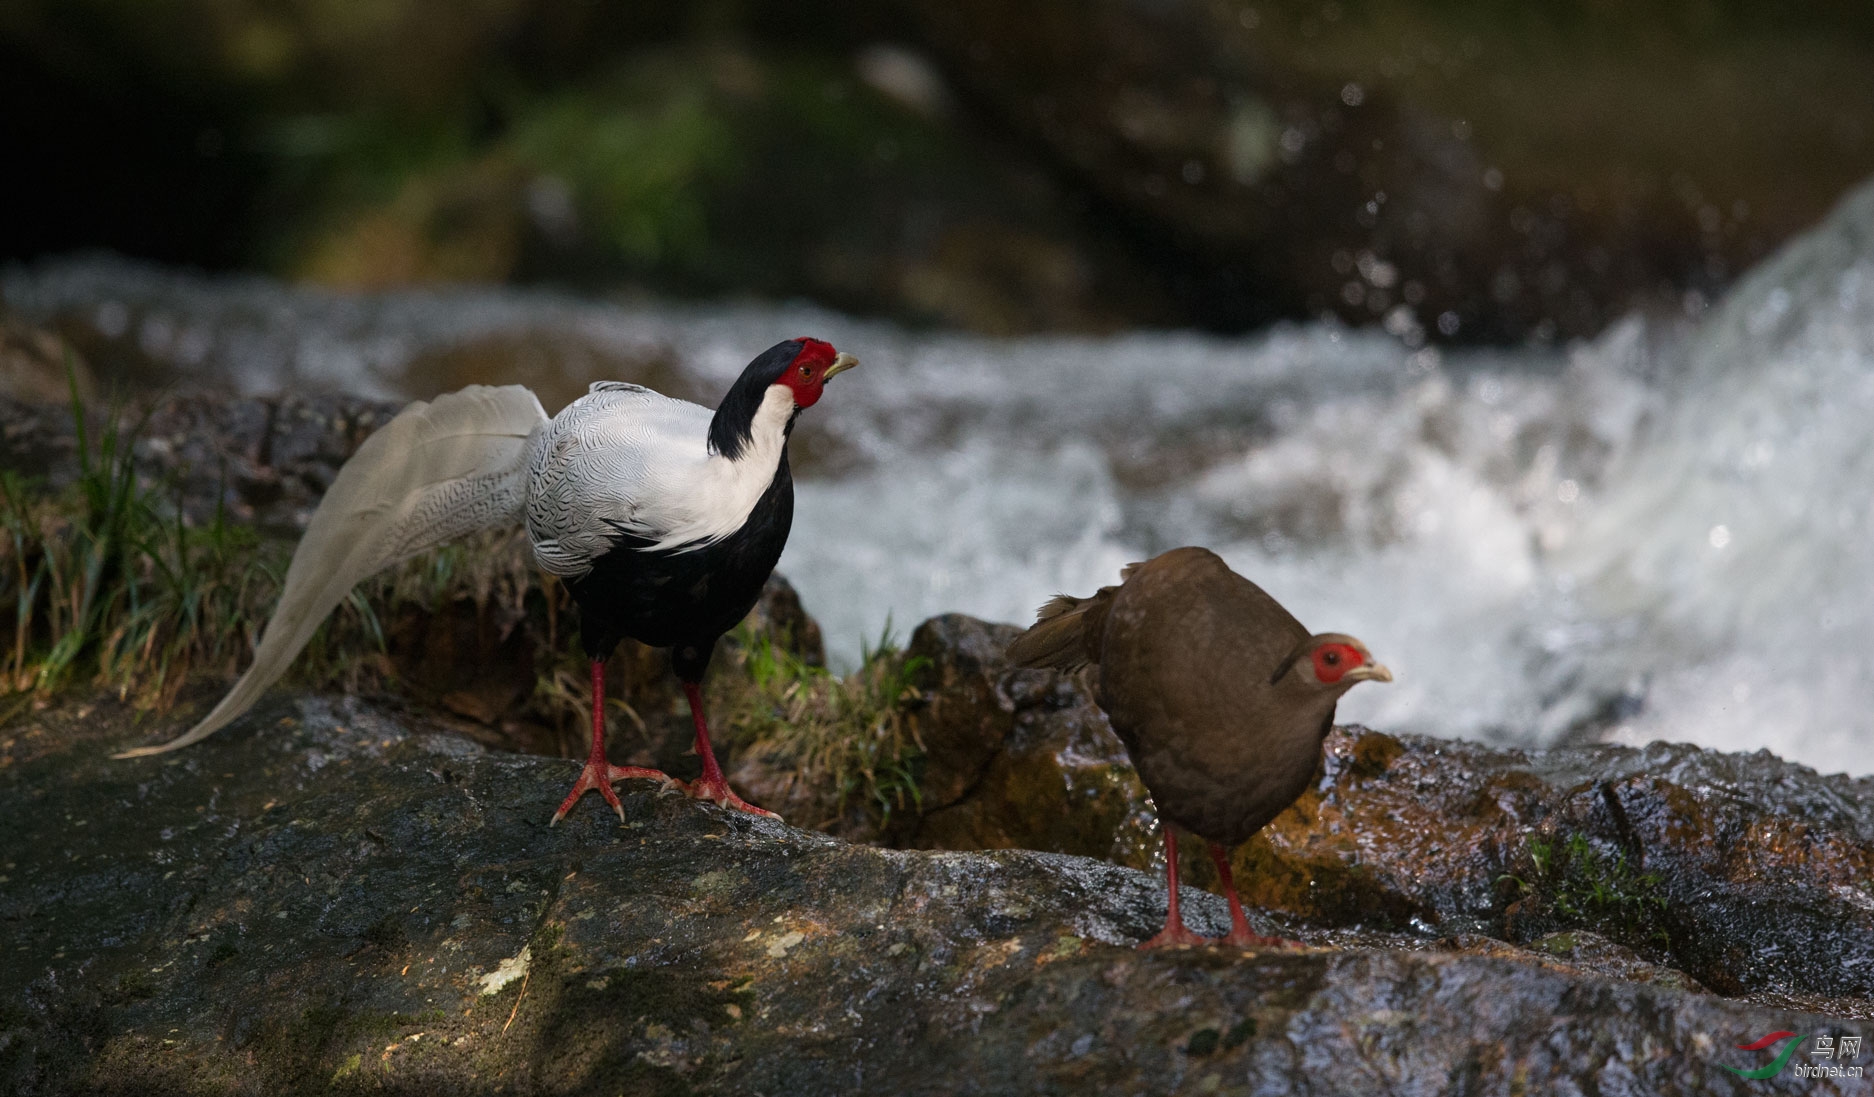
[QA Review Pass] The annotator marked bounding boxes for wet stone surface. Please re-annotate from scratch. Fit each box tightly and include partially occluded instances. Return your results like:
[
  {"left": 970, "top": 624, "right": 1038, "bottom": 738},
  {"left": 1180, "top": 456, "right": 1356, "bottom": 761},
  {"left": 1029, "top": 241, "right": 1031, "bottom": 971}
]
[
  {"left": 0, "top": 390, "right": 402, "bottom": 538},
  {"left": 2, "top": 690, "right": 1869, "bottom": 1096},
  {"left": 898, "top": 615, "right": 1874, "bottom": 1019}
]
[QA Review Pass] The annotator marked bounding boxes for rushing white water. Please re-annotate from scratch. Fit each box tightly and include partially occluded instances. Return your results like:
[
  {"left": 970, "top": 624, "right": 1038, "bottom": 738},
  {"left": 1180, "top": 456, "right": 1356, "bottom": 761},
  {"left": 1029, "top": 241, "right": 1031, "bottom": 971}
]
[{"left": 7, "top": 179, "right": 1874, "bottom": 775}]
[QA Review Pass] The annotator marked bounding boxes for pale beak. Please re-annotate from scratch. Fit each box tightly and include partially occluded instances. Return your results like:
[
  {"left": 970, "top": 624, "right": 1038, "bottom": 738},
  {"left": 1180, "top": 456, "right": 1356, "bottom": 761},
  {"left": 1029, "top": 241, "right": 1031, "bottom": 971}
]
[
  {"left": 1345, "top": 662, "right": 1394, "bottom": 684},
  {"left": 824, "top": 352, "right": 859, "bottom": 380}
]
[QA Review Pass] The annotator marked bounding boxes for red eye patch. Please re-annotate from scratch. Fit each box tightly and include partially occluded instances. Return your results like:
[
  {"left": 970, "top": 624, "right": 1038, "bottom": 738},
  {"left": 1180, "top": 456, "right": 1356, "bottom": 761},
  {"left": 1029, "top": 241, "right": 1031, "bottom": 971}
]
[
  {"left": 1311, "top": 643, "right": 1364, "bottom": 684},
  {"left": 780, "top": 338, "right": 838, "bottom": 407}
]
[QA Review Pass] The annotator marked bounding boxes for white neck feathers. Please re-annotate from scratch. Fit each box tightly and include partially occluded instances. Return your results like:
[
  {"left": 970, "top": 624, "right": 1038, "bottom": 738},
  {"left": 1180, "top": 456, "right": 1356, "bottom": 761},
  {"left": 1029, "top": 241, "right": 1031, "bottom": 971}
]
[{"left": 656, "top": 384, "right": 793, "bottom": 551}]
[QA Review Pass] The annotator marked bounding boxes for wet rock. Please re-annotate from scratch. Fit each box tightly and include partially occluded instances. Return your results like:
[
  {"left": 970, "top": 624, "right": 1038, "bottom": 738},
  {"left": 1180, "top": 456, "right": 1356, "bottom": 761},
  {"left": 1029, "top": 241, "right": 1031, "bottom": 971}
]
[
  {"left": 899, "top": 614, "right": 1026, "bottom": 812},
  {"left": 1524, "top": 931, "right": 1706, "bottom": 996},
  {"left": 0, "top": 389, "right": 402, "bottom": 537},
  {"left": 903, "top": 614, "right": 1158, "bottom": 867},
  {"left": 2, "top": 689, "right": 1864, "bottom": 1096},
  {"left": 898, "top": 614, "right": 1874, "bottom": 1011},
  {"left": 745, "top": 574, "right": 826, "bottom": 671}
]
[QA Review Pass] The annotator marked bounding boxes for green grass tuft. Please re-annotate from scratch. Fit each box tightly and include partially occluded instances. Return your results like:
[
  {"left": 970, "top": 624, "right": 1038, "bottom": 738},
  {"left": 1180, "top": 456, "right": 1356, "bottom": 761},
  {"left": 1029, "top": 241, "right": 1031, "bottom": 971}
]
[
  {"left": 1, "top": 373, "right": 278, "bottom": 708},
  {"left": 723, "top": 620, "right": 929, "bottom": 833}
]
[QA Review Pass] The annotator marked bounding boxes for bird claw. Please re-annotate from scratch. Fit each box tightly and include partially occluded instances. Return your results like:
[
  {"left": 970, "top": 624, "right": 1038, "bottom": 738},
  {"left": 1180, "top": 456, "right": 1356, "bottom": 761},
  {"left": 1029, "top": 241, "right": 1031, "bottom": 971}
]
[
  {"left": 1137, "top": 924, "right": 1212, "bottom": 950},
  {"left": 684, "top": 775, "right": 782, "bottom": 820},
  {"left": 549, "top": 759, "right": 675, "bottom": 826}
]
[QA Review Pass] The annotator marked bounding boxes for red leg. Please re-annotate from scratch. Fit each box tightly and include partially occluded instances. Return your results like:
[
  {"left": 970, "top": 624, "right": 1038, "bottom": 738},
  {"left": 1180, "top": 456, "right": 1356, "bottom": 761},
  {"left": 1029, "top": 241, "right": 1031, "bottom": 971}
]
[
  {"left": 677, "top": 681, "right": 779, "bottom": 819},
  {"left": 1209, "top": 842, "right": 1300, "bottom": 949},
  {"left": 1140, "top": 827, "right": 1209, "bottom": 949},
  {"left": 549, "top": 657, "right": 676, "bottom": 826}
]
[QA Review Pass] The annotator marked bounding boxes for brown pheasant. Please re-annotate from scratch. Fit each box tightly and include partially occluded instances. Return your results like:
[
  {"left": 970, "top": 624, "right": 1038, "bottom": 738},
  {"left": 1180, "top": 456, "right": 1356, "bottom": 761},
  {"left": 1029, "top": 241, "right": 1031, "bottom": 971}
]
[{"left": 1007, "top": 546, "right": 1392, "bottom": 948}]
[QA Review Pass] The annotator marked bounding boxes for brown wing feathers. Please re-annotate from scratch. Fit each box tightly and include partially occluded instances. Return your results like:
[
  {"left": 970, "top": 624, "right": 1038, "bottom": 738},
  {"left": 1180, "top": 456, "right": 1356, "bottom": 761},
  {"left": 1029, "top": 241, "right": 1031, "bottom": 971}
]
[{"left": 1004, "top": 584, "right": 1120, "bottom": 672}]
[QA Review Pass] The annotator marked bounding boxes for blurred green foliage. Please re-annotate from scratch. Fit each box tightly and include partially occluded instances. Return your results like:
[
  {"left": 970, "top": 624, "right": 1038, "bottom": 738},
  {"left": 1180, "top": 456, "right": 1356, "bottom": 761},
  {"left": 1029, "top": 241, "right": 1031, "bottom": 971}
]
[
  {"left": 509, "top": 81, "right": 734, "bottom": 267},
  {"left": 4, "top": 0, "right": 1872, "bottom": 331}
]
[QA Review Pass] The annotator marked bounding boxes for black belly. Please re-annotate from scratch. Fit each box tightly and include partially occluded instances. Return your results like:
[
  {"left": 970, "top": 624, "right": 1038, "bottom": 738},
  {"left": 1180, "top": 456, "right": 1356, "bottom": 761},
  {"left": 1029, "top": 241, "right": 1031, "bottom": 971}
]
[{"left": 570, "top": 458, "right": 793, "bottom": 674}]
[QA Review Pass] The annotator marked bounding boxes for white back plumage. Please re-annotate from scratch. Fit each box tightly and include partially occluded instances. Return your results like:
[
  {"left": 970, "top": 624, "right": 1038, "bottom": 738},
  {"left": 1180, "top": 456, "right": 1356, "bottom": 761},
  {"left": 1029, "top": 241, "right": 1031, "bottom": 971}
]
[
  {"left": 525, "top": 380, "right": 794, "bottom": 575},
  {"left": 115, "top": 384, "right": 548, "bottom": 757}
]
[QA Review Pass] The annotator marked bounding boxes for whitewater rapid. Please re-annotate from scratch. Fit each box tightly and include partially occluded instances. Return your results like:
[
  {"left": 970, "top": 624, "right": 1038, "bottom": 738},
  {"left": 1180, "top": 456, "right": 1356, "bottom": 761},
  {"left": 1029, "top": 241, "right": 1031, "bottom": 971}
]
[{"left": 7, "top": 179, "right": 1874, "bottom": 775}]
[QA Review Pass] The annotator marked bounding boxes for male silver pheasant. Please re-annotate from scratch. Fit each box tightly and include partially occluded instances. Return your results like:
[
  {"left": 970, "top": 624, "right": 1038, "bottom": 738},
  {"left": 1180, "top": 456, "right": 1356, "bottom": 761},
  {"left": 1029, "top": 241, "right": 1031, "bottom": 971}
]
[{"left": 117, "top": 338, "right": 858, "bottom": 825}]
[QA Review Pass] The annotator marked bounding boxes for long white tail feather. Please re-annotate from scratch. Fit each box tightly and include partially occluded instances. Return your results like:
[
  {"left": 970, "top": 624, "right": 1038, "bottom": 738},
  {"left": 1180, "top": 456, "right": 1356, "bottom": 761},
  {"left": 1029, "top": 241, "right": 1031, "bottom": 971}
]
[{"left": 114, "top": 384, "right": 549, "bottom": 758}]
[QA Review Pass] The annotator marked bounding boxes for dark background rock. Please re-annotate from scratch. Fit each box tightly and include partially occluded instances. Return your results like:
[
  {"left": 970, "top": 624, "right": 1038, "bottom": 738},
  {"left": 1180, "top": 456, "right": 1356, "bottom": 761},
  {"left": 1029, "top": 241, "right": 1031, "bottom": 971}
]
[
  {"left": 0, "top": 389, "right": 402, "bottom": 536},
  {"left": 5, "top": 1, "right": 1872, "bottom": 341},
  {"left": 4, "top": 688, "right": 1867, "bottom": 1096},
  {"left": 886, "top": 0, "right": 1874, "bottom": 341}
]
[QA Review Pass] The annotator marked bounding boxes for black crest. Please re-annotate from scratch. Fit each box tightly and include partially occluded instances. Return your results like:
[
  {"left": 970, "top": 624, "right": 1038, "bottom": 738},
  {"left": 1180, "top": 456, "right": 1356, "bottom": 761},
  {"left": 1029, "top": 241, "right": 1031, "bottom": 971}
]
[{"left": 709, "top": 339, "right": 804, "bottom": 460}]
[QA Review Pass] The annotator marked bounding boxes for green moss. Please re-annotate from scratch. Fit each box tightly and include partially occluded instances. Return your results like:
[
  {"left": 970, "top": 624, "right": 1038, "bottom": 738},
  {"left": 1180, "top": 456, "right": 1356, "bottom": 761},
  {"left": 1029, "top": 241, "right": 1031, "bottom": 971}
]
[
  {"left": 1184, "top": 1027, "right": 1221, "bottom": 1056},
  {"left": 1500, "top": 832, "right": 1671, "bottom": 953},
  {"left": 1221, "top": 1018, "right": 1256, "bottom": 1050},
  {"left": 1225, "top": 836, "right": 1422, "bottom": 931},
  {"left": 109, "top": 970, "right": 158, "bottom": 1002}
]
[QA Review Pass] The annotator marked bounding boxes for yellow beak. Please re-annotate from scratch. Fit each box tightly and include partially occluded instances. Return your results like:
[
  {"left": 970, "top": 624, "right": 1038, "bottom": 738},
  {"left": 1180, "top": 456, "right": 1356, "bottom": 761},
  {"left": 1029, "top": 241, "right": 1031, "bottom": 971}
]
[
  {"left": 825, "top": 352, "right": 859, "bottom": 379},
  {"left": 1345, "top": 663, "right": 1394, "bottom": 683}
]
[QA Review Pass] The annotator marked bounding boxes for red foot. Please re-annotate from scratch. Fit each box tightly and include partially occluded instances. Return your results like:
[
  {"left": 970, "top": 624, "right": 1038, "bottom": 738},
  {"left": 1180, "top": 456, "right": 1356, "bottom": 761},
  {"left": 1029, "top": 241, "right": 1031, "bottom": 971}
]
[
  {"left": 1220, "top": 928, "right": 1304, "bottom": 950},
  {"left": 549, "top": 760, "right": 679, "bottom": 826},
  {"left": 682, "top": 773, "right": 781, "bottom": 820},
  {"left": 1139, "top": 924, "right": 1212, "bottom": 950},
  {"left": 674, "top": 680, "right": 781, "bottom": 820},
  {"left": 1141, "top": 827, "right": 1208, "bottom": 949}
]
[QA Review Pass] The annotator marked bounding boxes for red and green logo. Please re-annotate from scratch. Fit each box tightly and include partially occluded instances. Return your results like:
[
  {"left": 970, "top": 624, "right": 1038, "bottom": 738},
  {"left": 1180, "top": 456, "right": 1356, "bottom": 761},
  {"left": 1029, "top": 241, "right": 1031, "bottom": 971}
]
[{"left": 1723, "top": 1031, "right": 1800, "bottom": 1079}]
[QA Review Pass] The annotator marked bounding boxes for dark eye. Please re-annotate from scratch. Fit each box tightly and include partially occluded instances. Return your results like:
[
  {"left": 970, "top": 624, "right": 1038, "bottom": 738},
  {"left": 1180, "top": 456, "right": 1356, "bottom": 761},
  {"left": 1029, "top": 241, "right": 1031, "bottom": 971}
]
[
  {"left": 799, "top": 365, "right": 812, "bottom": 378},
  {"left": 1323, "top": 650, "right": 1340, "bottom": 666}
]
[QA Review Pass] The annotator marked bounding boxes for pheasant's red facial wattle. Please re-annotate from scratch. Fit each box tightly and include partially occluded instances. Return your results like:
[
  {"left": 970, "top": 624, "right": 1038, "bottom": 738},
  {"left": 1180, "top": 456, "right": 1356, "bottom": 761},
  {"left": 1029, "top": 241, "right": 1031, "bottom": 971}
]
[
  {"left": 777, "top": 337, "right": 839, "bottom": 408},
  {"left": 1310, "top": 642, "right": 1366, "bottom": 685}
]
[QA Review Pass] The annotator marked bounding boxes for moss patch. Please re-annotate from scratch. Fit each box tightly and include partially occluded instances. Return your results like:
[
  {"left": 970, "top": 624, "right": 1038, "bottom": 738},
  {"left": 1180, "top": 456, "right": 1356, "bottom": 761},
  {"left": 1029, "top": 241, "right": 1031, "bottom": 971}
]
[{"left": 1500, "top": 832, "right": 1671, "bottom": 956}]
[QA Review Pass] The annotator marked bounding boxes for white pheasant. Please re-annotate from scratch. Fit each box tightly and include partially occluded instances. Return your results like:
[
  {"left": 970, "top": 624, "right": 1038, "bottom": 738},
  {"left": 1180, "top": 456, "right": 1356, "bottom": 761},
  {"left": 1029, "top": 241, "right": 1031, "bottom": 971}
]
[{"left": 117, "top": 337, "right": 859, "bottom": 825}]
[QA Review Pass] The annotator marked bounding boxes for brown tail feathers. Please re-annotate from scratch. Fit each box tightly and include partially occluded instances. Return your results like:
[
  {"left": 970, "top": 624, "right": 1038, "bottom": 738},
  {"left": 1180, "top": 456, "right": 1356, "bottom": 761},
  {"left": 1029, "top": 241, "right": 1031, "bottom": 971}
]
[{"left": 1005, "top": 586, "right": 1116, "bottom": 672}]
